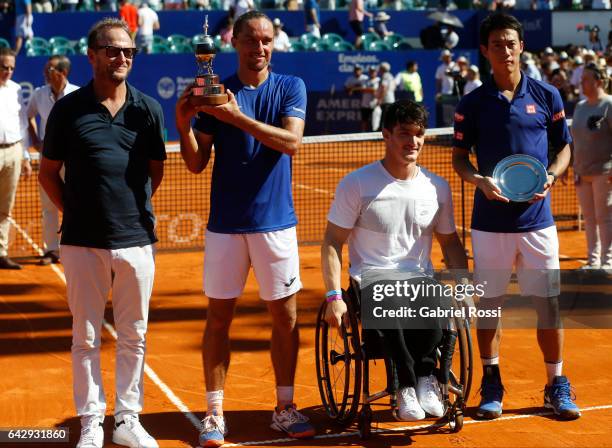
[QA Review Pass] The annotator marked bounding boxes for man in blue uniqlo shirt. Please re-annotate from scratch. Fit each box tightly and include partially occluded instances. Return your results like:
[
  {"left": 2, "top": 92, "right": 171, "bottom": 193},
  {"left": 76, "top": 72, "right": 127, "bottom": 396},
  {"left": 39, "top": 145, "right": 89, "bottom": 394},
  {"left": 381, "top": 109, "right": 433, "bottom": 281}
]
[
  {"left": 452, "top": 13, "right": 580, "bottom": 422},
  {"left": 175, "top": 10, "right": 314, "bottom": 447}
]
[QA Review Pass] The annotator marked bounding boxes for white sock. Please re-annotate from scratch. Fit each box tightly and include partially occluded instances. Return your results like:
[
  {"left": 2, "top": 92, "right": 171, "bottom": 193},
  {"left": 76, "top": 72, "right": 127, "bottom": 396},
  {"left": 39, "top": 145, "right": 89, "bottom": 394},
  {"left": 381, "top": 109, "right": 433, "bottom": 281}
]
[
  {"left": 481, "top": 356, "right": 499, "bottom": 366},
  {"left": 276, "top": 386, "right": 294, "bottom": 408},
  {"left": 207, "top": 390, "right": 224, "bottom": 415},
  {"left": 545, "top": 361, "right": 563, "bottom": 385}
]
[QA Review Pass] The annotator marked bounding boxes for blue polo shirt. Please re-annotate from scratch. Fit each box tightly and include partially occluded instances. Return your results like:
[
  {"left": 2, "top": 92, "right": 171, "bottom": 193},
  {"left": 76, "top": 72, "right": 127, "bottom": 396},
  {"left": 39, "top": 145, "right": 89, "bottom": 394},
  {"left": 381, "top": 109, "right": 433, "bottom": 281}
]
[
  {"left": 453, "top": 72, "right": 571, "bottom": 233},
  {"left": 194, "top": 72, "right": 307, "bottom": 233}
]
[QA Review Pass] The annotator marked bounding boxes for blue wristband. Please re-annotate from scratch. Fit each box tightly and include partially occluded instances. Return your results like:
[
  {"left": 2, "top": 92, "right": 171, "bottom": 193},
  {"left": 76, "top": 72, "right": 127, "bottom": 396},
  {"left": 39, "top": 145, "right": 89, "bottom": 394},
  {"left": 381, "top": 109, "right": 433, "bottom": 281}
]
[{"left": 326, "top": 289, "right": 342, "bottom": 298}]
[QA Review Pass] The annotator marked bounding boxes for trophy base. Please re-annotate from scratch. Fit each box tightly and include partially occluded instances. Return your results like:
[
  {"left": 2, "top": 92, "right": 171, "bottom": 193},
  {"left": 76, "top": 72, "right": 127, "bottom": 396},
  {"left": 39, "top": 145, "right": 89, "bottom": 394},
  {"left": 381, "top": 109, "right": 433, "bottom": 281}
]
[{"left": 189, "top": 93, "right": 229, "bottom": 106}]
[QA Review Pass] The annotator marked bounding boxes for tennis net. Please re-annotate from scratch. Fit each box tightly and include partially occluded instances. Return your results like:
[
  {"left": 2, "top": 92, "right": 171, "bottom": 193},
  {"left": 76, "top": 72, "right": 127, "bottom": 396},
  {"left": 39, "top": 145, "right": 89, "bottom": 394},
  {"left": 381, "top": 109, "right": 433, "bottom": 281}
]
[{"left": 9, "top": 128, "right": 580, "bottom": 257}]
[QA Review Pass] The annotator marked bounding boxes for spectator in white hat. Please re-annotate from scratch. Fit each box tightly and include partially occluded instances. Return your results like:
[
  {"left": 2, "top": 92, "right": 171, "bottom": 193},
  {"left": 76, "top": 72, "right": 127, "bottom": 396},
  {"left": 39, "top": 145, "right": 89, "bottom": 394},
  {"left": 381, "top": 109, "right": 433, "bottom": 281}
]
[
  {"left": 372, "top": 11, "right": 392, "bottom": 38},
  {"left": 272, "top": 18, "right": 291, "bottom": 52},
  {"left": 435, "top": 49, "right": 456, "bottom": 96},
  {"left": 463, "top": 65, "right": 482, "bottom": 96},
  {"left": 521, "top": 52, "right": 542, "bottom": 81}
]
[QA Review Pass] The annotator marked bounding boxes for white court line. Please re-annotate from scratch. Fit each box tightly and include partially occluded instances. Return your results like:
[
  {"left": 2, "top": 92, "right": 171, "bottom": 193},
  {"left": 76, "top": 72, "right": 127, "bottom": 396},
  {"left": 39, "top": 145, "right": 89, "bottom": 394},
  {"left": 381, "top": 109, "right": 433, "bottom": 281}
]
[
  {"left": 9, "top": 217, "right": 203, "bottom": 431},
  {"left": 222, "top": 404, "right": 612, "bottom": 447}
]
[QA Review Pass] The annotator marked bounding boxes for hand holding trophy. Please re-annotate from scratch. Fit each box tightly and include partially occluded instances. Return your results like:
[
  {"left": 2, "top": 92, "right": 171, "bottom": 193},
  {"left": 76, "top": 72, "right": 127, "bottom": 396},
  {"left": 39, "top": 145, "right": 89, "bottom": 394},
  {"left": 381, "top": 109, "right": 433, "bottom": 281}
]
[{"left": 189, "top": 15, "right": 229, "bottom": 106}]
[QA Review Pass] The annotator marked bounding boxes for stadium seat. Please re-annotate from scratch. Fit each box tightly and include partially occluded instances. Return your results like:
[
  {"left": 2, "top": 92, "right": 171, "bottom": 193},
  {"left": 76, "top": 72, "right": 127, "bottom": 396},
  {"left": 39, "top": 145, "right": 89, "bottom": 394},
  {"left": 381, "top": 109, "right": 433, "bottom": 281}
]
[
  {"left": 361, "top": 32, "right": 380, "bottom": 49},
  {"left": 51, "top": 44, "right": 76, "bottom": 56},
  {"left": 0, "top": 37, "right": 10, "bottom": 48},
  {"left": 26, "top": 46, "right": 50, "bottom": 57},
  {"left": 48, "top": 36, "right": 70, "bottom": 48},
  {"left": 320, "top": 33, "right": 344, "bottom": 46},
  {"left": 169, "top": 42, "right": 193, "bottom": 54},
  {"left": 309, "top": 41, "right": 332, "bottom": 51},
  {"left": 167, "top": 34, "right": 190, "bottom": 46},
  {"left": 288, "top": 41, "right": 306, "bottom": 52},
  {"left": 152, "top": 35, "right": 166, "bottom": 46},
  {"left": 299, "top": 33, "right": 319, "bottom": 48},
  {"left": 367, "top": 40, "right": 392, "bottom": 51},
  {"left": 151, "top": 42, "right": 170, "bottom": 54},
  {"left": 26, "top": 37, "right": 50, "bottom": 50},
  {"left": 383, "top": 33, "right": 403, "bottom": 47},
  {"left": 393, "top": 39, "right": 413, "bottom": 51},
  {"left": 331, "top": 40, "right": 355, "bottom": 51}
]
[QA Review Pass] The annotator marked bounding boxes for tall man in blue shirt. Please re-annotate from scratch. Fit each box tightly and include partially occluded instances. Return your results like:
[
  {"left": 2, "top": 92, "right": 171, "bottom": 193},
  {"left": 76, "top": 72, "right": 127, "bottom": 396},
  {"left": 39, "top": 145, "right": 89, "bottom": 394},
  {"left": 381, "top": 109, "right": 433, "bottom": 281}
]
[
  {"left": 452, "top": 13, "right": 580, "bottom": 422},
  {"left": 175, "top": 11, "right": 314, "bottom": 447}
]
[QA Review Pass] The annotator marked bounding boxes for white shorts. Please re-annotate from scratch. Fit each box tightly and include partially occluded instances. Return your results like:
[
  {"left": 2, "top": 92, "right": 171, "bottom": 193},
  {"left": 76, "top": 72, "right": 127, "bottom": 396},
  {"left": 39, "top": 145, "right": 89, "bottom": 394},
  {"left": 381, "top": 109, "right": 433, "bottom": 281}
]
[
  {"left": 472, "top": 226, "right": 560, "bottom": 298},
  {"left": 203, "top": 227, "right": 301, "bottom": 301},
  {"left": 16, "top": 14, "right": 33, "bottom": 39}
]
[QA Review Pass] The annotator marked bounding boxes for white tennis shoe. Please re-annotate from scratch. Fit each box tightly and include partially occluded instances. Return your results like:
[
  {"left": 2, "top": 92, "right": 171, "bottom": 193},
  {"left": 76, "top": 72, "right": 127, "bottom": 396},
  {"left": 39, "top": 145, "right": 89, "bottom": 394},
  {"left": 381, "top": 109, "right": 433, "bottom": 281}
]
[
  {"left": 112, "top": 414, "right": 158, "bottom": 448},
  {"left": 76, "top": 418, "right": 104, "bottom": 448},
  {"left": 416, "top": 375, "right": 445, "bottom": 417},
  {"left": 395, "top": 386, "right": 426, "bottom": 421}
]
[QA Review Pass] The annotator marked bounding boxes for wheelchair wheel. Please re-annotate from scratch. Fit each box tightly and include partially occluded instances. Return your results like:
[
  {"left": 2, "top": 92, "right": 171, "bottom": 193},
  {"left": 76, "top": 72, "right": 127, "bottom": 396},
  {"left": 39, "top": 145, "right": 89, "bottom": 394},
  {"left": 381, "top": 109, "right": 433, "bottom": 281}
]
[
  {"left": 453, "top": 319, "right": 473, "bottom": 401},
  {"left": 315, "top": 295, "right": 362, "bottom": 425},
  {"left": 440, "top": 318, "right": 473, "bottom": 416}
]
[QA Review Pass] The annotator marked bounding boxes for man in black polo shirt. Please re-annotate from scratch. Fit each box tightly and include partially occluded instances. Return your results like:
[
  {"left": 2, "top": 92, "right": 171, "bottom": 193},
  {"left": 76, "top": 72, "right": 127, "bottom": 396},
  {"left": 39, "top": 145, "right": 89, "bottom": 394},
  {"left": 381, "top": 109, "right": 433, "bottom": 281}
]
[{"left": 39, "top": 18, "right": 165, "bottom": 448}]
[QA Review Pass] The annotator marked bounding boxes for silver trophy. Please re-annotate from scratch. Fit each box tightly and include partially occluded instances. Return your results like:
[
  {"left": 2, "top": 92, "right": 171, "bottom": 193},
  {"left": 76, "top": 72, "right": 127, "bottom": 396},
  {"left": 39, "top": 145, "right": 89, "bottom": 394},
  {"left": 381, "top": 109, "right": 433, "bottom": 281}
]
[{"left": 190, "top": 15, "right": 228, "bottom": 106}]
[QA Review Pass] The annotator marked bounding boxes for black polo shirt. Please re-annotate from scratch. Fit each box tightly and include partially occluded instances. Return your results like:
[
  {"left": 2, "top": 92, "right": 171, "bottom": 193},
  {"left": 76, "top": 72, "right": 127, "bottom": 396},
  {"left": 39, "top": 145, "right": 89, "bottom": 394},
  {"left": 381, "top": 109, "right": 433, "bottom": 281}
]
[{"left": 43, "top": 81, "right": 166, "bottom": 249}]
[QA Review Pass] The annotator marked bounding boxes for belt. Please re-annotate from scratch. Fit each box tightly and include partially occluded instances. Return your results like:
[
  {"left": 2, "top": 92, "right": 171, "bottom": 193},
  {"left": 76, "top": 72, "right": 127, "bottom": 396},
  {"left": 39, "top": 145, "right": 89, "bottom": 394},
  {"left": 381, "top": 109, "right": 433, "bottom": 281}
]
[{"left": 0, "top": 140, "right": 22, "bottom": 149}]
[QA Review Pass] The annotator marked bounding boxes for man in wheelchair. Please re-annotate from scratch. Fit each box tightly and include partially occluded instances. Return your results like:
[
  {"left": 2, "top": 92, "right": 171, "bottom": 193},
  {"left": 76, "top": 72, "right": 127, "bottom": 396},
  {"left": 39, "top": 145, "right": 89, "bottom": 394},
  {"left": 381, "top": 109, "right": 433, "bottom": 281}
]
[{"left": 321, "top": 99, "right": 469, "bottom": 421}]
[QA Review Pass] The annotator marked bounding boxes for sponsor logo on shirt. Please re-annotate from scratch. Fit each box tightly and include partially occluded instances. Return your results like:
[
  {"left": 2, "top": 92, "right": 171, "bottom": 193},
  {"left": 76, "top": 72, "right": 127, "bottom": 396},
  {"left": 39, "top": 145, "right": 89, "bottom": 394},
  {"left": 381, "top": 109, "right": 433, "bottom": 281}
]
[
  {"left": 526, "top": 104, "right": 536, "bottom": 114},
  {"left": 454, "top": 131, "right": 464, "bottom": 141},
  {"left": 454, "top": 112, "right": 464, "bottom": 122},
  {"left": 552, "top": 110, "right": 565, "bottom": 122}
]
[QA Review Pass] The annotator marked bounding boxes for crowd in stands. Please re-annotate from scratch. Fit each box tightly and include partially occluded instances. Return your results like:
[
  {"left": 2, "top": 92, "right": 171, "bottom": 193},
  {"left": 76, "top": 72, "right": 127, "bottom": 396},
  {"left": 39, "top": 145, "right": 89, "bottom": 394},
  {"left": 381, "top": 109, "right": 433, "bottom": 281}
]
[
  {"left": 0, "top": 0, "right": 610, "bottom": 13},
  {"left": 344, "top": 41, "right": 612, "bottom": 129}
]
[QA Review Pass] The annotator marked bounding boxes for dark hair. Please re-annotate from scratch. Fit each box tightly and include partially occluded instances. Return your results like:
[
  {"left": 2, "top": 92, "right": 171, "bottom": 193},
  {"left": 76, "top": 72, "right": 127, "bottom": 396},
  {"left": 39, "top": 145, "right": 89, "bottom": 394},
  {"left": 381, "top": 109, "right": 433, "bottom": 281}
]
[
  {"left": 87, "top": 17, "right": 131, "bottom": 48},
  {"left": 479, "top": 13, "right": 523, "bottom": 47},
  {"left": 383, "top": 100, "right": 428, "bottom": 131},
  {"left": 233, "top": 11, "right": 272, "bottom": 38},
  {"left": 584, "top": 62, "right": 610, "bottom": 90},
  {"left": 0, "top": 47, "right": 16, "bottom": 58},
  {"left": 49, "top": 55, "right": 71, "bottom": 74},
  {"left": 406, "top": 60, "right": 417, "bottom": 70}
]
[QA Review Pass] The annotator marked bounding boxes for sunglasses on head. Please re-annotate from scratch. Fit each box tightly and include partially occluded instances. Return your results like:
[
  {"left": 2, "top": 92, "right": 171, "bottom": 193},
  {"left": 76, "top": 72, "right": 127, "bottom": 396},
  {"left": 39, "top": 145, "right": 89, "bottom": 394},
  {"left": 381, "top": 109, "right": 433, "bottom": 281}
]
[{"left": 95, "top": 45, "right": 137, "bottom": 59}]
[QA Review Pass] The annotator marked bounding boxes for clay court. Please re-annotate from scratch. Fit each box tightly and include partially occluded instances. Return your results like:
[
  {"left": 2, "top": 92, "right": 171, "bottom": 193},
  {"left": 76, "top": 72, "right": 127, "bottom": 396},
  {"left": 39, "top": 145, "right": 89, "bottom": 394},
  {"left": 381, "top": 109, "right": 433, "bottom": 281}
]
[{"left": 1, "top": 135, "right": 612, "bottom": 447}]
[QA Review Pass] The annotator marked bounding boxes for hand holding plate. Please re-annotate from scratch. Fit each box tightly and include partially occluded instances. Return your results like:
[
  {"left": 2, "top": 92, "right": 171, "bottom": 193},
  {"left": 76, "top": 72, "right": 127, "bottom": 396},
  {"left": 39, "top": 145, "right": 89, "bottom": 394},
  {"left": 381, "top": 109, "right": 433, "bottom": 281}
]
[{"left": 477, "top": 176, "right": 510, "bottom": 203}]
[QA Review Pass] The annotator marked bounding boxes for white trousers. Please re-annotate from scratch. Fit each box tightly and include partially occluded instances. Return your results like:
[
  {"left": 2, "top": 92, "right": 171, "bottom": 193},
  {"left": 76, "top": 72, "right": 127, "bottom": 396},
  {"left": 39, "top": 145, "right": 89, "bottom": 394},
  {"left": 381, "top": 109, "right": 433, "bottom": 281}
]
[
  {"left": 39, "top": 166, "right": 64, "bottom": 252},
  {"left": 0, "top": 143, "right": 22, "bottom": 257},
  {"left": 576, "top": 174, "right": 612, "bottom": 268},
  {"left": 61, "top": 244, "right": 155, "bottom": 423}
]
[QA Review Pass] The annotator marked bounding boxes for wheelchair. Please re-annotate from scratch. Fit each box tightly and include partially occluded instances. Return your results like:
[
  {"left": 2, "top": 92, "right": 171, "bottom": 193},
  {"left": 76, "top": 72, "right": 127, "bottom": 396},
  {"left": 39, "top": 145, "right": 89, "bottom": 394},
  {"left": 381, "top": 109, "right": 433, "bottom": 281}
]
[{"left": 315, "top": 279, "right": 473, "bottom": 439}]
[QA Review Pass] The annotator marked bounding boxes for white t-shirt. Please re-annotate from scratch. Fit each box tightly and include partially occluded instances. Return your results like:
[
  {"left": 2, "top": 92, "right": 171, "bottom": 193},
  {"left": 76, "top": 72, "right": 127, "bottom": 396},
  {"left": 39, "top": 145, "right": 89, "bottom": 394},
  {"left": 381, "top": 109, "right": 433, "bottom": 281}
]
[
  {"left": 273, "top": 30, "right": 291, "bottom": 52},
  {"left": 137, "top": 6, "right": 159, "bottom": 37},
  {"left": 362, "top": 76, "right": 379, "bottom": 108},
  {"left": 231, "top": 0, "right": 253, "bottom": 19},
  {"left": 378, "top": 72, "right": 396, "bottom": 105},
  {"left": 0, "top": 79, "right": 27, "bottom": 145},
  {"left": 27, "top": 82, "right": 79, "bottom": 140},
  {"left": 463, "top": 79, "right": 482, "bottom": 96},
  {"left": 328, "top": 161, "right": 456, "bottom": 281},
  {"left": 435, "top": 62, "right": 455, "bottom": 95}
]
